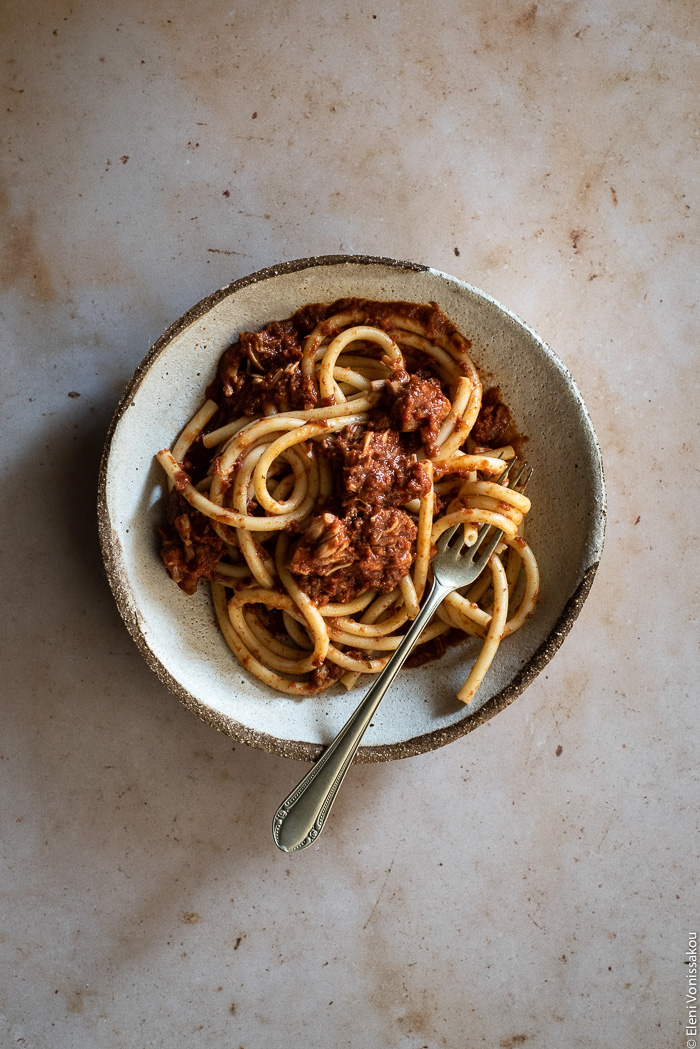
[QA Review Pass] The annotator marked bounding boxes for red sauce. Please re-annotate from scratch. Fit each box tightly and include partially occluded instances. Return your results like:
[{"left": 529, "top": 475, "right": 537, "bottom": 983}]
[
  {"left": 172, "top": 469, "right": 190, "bottom": 492},
  {"left": 471, "top": 386, "right": 518, "bottom": 448},
  {"left": 288, "top": 505, "right": 417, "bottom": 605},
  {"left": 382, "top": 366, "right": 451, "bottom": 457},
  {"left": 204, "top": 298, "right": 468, "bottom": 423},
  {"left": 334, "top": 429, "right": 430, "bottom": 508},
  {"left": 159, "top": 490, "right": 225, "bottom": 595}
]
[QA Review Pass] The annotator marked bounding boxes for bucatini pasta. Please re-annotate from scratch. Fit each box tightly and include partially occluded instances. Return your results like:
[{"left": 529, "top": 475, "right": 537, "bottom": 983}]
[{"left": 155, "top": 299, "right": 539, "bottom": 703}]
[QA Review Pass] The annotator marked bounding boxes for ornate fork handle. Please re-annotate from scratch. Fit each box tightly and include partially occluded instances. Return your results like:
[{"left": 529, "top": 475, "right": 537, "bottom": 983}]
[{"left": 272, "top": 578, "right": 450, "bottom": 852}]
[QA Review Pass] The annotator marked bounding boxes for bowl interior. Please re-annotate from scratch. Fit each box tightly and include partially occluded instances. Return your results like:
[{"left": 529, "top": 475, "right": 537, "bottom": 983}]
[{"left": 99, "top": 257, "right": 605, "bottom": 761}]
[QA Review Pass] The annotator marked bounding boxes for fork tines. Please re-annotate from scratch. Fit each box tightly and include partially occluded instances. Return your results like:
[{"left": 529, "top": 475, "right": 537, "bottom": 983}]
[
  {"left": 440, "top": 460, "right": 532, "bottom": 563},
  {"left": 500, "top": 458, "right": 532, "bottom": 492},
  {"left": 472, "top": 459, "right": 532, "bottom": 561},
  {"left": 471, "top": 521, "right": 505, "bottom": 567}
]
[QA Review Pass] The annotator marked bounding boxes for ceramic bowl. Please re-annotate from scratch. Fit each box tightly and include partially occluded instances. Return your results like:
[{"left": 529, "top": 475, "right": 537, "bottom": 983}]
[{"left": 98, "top": 256, "right": 606, "bottom": 762}]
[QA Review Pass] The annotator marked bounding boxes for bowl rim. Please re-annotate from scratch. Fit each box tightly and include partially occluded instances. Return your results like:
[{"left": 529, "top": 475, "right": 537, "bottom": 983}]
[{"left": 97, "top": 253, "right": 606, "bottom": 763}]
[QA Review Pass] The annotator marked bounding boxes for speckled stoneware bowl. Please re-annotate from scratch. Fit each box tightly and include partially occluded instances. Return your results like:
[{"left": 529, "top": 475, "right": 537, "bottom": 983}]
[{"left": 98, "top": 256, "right": 605, "bottom": 762}]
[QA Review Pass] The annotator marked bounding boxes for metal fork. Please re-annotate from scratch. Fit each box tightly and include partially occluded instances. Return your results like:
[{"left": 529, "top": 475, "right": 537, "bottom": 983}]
[{"left": 272, "top": 463, "right": 529, "bottom": 853}]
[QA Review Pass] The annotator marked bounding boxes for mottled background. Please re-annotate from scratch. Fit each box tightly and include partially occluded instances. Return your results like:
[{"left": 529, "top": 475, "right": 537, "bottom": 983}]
[{"left": 2, "top": 1, "right": 697, "bottom": 1047}]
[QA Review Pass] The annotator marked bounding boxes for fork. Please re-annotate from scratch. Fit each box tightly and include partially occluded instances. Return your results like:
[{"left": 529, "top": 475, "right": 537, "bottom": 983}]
[{"left": 272, "top": 463, "right": 529, "bottom": 853}]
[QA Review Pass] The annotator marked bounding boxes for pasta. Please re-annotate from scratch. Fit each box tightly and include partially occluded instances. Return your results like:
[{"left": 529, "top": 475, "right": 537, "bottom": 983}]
[{"left": 155, "top": 299, "right": 539, "bottom": 704}]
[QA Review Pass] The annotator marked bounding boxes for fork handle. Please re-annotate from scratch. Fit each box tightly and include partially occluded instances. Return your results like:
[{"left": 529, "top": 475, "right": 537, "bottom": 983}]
[{"left": 272, "top": 578, "right": 451, "bottom": 852}]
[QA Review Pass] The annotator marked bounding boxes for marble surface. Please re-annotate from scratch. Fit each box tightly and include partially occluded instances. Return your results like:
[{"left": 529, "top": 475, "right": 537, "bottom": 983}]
[{"left": 1, "top": 1, "right": 697, "bottom": 1046}]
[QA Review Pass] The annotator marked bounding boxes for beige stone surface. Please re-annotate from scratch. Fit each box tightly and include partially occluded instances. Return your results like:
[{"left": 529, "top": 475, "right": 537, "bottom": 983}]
[{"left": 1, "top": 1, "right": 697, "bottom": 1046}]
